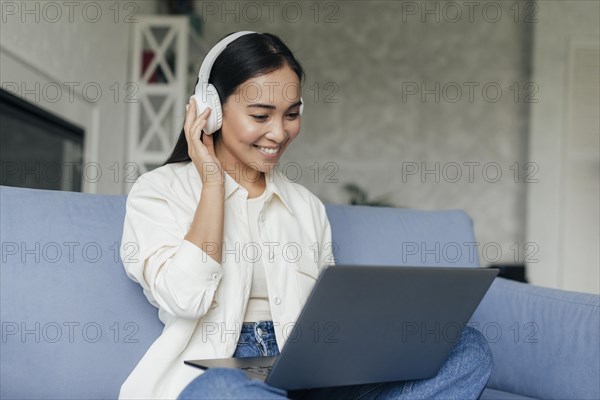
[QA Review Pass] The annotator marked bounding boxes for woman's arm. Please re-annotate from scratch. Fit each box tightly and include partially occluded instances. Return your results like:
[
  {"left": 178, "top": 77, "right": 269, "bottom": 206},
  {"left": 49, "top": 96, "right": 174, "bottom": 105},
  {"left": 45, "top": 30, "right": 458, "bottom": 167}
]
[
  {"left": 184, "top": 184, "right": 225, "bottom": 263},
  {"left": 183, "top": 101, "right": 227, "bottom": 263},
  {"left": 121, "top": 175, "right": 224, "bottom": 321},
  {"left": 121, "top": 103, "right": 229, "bottom": 321}
]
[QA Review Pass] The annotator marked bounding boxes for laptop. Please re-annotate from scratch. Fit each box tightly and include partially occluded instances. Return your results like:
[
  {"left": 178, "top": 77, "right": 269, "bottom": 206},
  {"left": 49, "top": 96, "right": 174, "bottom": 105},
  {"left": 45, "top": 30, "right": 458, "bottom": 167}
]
[{"left": 184, "top": 264, "right": 498, "bottom": 391}]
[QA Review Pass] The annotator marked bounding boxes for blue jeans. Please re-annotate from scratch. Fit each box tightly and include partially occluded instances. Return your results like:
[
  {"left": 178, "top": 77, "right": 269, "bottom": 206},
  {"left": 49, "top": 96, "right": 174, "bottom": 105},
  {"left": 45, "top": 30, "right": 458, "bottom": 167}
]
[{"left": 178, "top": 320, "right": 493, "bottom": 399}]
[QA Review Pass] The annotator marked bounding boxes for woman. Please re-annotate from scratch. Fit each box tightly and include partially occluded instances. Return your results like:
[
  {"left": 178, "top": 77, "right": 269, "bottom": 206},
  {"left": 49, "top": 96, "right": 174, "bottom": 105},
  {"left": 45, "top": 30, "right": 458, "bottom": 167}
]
[{"left": 119, "top": 32, "right": 493, "bottom": 400}]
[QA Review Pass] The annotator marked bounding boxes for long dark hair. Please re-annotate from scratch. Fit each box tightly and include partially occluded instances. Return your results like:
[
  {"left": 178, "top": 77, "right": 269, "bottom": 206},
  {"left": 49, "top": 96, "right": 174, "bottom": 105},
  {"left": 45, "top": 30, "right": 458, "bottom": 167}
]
[{"left": 163, "top": 32, "right": 305, "bottom": 165}]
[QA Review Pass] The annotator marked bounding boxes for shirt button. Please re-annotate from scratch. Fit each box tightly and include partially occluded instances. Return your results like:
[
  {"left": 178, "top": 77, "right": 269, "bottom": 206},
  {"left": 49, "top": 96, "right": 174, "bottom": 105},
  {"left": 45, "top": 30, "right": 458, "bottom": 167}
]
[
  {"left": 260, "top": 214, "right": 265, "bottom": 222},
  {"left": 274, "top": 297, "right": 281, "bottom": 305},
  {"left": 211, "top": 273, "right": 219, "bottom": 281}
]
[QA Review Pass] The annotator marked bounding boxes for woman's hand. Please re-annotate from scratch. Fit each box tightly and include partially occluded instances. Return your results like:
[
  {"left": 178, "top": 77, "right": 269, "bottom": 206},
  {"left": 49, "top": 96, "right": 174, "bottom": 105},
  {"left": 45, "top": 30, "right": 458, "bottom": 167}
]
[{"left": 184, "top": 100, "right": 225, "bottom": 186}]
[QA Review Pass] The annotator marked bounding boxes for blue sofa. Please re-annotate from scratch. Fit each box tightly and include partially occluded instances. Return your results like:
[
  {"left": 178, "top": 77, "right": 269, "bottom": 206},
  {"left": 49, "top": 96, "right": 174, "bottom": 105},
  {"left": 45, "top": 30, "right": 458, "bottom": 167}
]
[{"left": 1, "top": 185, "right": 598, "bottom": 400}]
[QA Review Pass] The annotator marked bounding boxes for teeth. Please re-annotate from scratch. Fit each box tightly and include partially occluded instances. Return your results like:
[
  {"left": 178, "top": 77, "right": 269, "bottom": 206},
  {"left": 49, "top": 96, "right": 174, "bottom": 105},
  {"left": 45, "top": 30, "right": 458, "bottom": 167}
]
[{"left": 256, "top": 146, "right": 279, "bottom": 155}]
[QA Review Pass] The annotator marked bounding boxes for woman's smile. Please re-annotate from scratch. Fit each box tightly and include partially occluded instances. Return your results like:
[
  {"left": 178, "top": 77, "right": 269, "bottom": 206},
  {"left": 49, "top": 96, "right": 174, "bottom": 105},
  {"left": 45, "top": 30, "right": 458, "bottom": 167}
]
[{"left": 253, "top": 144, "right": 281, "bottom": 158}]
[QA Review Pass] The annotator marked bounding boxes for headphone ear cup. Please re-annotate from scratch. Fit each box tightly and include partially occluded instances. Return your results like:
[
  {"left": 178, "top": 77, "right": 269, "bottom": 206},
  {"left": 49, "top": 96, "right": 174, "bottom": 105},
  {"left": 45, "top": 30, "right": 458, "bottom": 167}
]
[{"left": 191, "top": 84, "right": 223, "bottom": 135}]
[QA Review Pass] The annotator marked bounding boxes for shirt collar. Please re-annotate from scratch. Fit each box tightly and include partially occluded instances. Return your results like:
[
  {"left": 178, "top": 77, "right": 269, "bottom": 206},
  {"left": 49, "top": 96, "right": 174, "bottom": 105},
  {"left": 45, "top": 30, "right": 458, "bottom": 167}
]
[{"left": 222, "top": 166, "right": 295, "bottom": 216}]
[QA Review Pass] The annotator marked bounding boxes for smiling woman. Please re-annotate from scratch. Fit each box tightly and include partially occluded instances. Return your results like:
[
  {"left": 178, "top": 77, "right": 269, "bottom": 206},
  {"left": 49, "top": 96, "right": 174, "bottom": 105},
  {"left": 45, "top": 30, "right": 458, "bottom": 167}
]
[
  {"left": 118, "top": 31, "right": 332, "bottom": 399},
  {"left": 118, "top": 31, "right": 493, "bottom": 400}
]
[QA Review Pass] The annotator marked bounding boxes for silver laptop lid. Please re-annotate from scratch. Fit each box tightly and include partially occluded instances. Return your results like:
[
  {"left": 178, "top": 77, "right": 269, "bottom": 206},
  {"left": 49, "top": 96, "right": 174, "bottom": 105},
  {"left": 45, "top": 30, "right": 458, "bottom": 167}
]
[{"left": 267, "top": 265, "right": 498, "bottom": 390}]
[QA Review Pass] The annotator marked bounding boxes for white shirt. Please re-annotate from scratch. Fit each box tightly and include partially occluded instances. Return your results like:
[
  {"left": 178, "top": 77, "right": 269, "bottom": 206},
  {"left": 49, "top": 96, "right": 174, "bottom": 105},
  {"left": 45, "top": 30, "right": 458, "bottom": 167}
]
[
  {"left": 244, "top": 188, "right": 273, "bottom": 322},
  {"left": 118, "top": 161, "right": 335, "bottom": 399}
]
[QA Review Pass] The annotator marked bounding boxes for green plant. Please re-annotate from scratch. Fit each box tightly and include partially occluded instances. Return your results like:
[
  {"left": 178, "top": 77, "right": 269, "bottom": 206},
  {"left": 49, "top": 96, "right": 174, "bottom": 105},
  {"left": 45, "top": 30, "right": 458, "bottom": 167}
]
[{"left": 342, "top": 183, "right": 397, "bottom": 207}]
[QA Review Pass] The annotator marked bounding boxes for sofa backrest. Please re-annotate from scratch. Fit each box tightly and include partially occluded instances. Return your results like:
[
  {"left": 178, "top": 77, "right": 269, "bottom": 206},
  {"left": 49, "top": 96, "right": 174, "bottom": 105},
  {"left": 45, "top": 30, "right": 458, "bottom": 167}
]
[
  {"left": 325, "top": 203, "right": 480, "bottom": 267},
  {"left": 1, "top": 186, "right": 164, "bottom": 400},
  {"left": 1, "top": 185, "right": 479, "bottom": 399}
]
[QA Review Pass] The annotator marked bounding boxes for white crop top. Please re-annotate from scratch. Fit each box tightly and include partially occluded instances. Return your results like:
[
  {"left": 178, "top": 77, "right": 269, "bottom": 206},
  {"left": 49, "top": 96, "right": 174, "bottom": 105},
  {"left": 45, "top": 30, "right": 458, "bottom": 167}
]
[{"left": 243, "top": 187, "right": 273, "bottom": 323}]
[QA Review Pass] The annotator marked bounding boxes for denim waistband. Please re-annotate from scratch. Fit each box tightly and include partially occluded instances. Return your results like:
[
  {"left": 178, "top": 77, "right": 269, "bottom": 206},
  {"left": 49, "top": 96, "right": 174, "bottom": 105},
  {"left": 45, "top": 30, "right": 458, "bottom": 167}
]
[
  {"left": 240, "top": 320, "right": 275, "bottom": 334},
  {"left": 242, "top": 321, "right": 275, "bottom": 333}
]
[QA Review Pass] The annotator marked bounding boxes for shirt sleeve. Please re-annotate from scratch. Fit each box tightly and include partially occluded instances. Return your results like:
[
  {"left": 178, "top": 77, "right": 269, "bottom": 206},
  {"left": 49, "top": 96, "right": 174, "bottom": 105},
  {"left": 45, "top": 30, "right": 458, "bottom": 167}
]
[{"left": 120, "top": 175, "right": 223, "bottom": 320}]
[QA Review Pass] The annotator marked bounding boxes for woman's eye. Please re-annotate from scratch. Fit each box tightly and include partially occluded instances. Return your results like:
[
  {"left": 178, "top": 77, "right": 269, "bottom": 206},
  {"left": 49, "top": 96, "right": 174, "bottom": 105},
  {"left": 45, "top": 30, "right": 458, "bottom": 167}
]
[
  {"left": 286, "top": 112, "right": 300, "bottom": 119},
  {"left": 251, "top": 115, "right": 268, "bottom": 121}
]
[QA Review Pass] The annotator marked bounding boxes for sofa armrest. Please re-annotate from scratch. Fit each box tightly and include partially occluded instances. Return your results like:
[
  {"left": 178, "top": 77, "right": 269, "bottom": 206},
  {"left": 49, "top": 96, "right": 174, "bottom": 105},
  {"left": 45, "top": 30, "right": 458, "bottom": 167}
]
[{"left": 470, "top": 277, "right": 600, "bottom": 400}]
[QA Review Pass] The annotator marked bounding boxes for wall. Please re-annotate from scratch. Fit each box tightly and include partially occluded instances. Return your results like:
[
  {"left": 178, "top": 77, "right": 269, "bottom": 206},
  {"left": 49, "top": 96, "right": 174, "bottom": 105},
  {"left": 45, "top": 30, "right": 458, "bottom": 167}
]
[{"left": 527, "top": 0, "right": 600, "bottom": 293}]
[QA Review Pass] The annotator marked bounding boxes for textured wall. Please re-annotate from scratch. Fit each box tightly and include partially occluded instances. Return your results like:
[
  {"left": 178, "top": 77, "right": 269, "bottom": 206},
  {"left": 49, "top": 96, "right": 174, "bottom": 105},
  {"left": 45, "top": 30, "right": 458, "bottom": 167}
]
[{"left": 198, "top": 0, "right": 533, "bottom": 265}]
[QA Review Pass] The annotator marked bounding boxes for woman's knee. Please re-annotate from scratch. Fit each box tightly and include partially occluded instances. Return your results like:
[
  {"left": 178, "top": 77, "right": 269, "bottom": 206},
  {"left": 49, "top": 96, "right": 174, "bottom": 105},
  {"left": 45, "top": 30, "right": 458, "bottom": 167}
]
[
  {"left": 458, "top": 326, "right": 494, "bottom": 377},
  {"left": 426, "top": 326, "right": 493, "bottom": 399}
]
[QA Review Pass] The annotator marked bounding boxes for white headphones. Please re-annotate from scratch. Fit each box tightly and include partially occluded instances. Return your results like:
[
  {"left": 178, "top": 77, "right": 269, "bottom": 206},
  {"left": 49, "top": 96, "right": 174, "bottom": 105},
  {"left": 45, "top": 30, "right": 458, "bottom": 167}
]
[{"left": 190, "top": 31, "right": 304, "bottom": 135}]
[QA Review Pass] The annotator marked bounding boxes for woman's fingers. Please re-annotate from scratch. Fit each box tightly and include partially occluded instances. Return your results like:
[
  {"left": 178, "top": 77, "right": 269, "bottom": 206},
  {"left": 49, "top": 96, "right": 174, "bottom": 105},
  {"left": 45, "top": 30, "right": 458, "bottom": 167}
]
[
  {"left": 191, "top": 112, "right": 210, "bottom": 137},
  {"left": 185, "top": 102, "right": 211, "bottom": 144},
  {"left": 182, "top": 103, "right": 223, "bottom": 185},
  {"left": 184, "top": 100, "right": 196, "bottom": 139},
  {"left": 185, "top": 101, "right": 210, "bottom": 130},
  {"left": 201, "top": 130, "right": 217, "bottom": 158}
]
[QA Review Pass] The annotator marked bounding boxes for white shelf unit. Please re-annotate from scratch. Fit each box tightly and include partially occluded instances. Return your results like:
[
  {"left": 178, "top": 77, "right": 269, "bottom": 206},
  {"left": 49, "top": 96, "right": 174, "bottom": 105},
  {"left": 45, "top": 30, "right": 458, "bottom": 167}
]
[{"left": 126, "top": 16, "right": 209, "bottom": 191}]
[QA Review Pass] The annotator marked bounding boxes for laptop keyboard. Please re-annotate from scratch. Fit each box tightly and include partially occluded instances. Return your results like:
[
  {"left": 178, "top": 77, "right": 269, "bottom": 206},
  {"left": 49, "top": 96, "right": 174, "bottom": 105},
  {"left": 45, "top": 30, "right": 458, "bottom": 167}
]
[{"left": 240, "top": 365, "right": 273, "bottom": 376}]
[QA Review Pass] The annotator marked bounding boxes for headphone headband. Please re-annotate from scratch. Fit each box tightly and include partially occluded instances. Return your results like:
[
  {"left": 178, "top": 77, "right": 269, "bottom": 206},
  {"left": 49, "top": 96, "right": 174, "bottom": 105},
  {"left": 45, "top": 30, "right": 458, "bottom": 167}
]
[{"left": 195, "top": 31, "right": 257, "bottom": 93}]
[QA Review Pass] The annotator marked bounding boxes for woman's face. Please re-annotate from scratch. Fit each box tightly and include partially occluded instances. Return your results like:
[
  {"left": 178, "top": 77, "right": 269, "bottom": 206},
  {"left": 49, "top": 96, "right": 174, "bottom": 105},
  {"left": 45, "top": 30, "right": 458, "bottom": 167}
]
[{"left": 215, "top": 65, "right": 302, "bottom": 180}]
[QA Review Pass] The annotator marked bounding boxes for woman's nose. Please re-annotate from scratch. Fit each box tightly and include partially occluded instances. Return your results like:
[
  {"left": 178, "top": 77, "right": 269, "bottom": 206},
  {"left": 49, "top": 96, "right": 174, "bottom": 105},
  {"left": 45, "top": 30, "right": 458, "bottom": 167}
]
[{"left": 267, "top": 120, "right": 288, "bottom": 144}]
